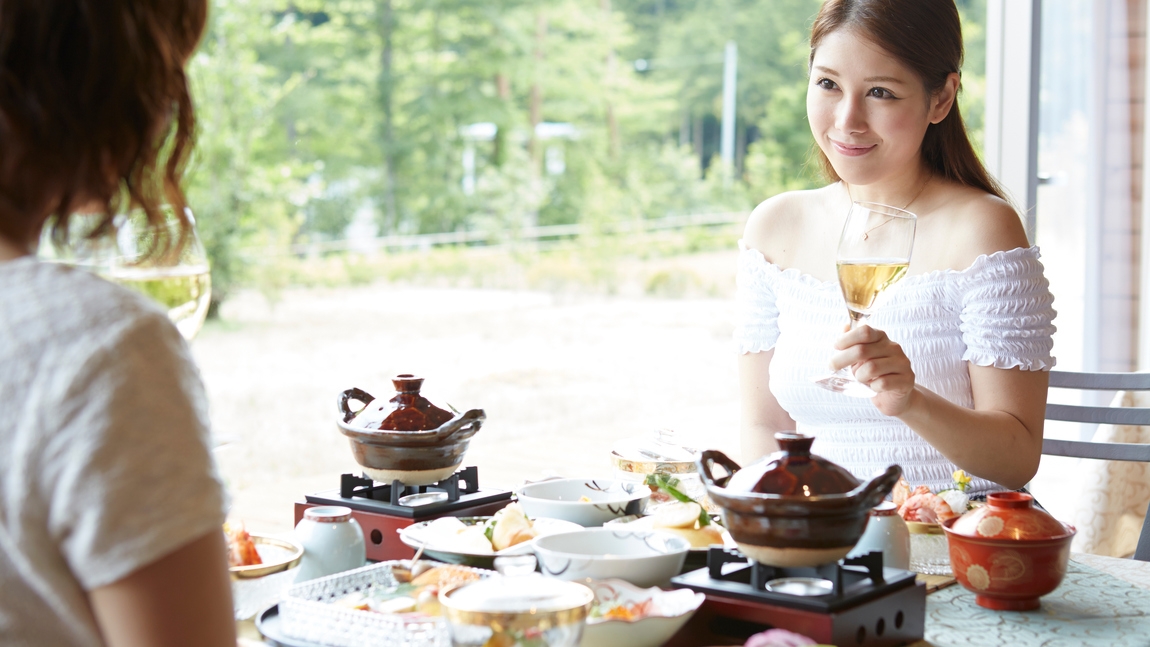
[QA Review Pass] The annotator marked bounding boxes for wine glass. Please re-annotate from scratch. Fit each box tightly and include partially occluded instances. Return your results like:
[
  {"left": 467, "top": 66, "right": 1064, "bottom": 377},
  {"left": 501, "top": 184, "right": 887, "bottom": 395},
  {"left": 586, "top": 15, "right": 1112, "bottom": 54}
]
[
  {"left": 39, "top": 208, "right": 212, "bottom": 341},
  {"left": 812, "top": 201, "right": 917, "bottom": 398}
]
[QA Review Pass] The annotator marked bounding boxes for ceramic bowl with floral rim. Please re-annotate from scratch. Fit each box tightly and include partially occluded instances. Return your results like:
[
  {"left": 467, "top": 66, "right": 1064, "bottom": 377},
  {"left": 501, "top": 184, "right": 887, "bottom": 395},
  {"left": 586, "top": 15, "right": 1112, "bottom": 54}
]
[
  {"left": 580, "top": 579, "right": 704, "bottom": 647},
  {"left": 517, "top": 478, "right": 649, "bottom": 527}
]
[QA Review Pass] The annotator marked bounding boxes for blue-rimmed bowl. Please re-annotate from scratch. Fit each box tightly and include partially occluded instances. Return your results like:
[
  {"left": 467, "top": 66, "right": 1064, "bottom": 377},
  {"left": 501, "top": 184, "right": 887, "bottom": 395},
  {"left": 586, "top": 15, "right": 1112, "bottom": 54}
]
[
  {"left": 517, "top": 478, "right": 649, "bottom": 527},
  {"left": 533, "top": 528, "right": 689, "bottom": 588}
]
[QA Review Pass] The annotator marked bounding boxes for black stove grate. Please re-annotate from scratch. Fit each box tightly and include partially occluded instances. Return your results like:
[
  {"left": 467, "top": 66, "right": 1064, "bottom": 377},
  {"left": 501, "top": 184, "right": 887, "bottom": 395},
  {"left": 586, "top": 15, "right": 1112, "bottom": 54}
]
[
  {"left": 305, "top": 466, "right": 512, "bottom": 519},
  {"left": 672, "top": 547, "right": 919, "bottom": 613},
  {"left": 339, "top": 466, "right": 481, "bottom": 505}
]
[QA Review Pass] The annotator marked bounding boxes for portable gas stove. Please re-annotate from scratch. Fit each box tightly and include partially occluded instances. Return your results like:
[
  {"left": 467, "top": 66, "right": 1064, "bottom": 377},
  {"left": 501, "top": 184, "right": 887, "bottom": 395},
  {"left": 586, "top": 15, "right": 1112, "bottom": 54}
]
[
  {"left": 669, "top": 548, "right": 925, "bottom": 646},
  {"left": 294, "top": 466, "right": 512, "bottom": 561}
]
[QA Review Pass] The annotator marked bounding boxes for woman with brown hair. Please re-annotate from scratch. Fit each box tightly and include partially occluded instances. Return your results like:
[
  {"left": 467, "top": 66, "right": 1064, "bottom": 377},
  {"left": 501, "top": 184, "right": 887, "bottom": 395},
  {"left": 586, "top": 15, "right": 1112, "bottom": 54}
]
[
  {"left": 0, "top": 1, "right": 236, "bottom": 645},
  {"left": 736, "top": 0, "right": 1056, "bottom": 498}
]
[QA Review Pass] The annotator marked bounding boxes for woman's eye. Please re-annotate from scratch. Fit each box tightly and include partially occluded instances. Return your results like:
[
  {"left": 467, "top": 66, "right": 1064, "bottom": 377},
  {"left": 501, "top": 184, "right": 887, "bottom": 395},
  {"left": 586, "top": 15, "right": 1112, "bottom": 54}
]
[
  {"left": 816, "top": 78, "right": 837, "bottom": 90},
  {"left": 868, "top": 87, "right": 896, "bottom": 99}
]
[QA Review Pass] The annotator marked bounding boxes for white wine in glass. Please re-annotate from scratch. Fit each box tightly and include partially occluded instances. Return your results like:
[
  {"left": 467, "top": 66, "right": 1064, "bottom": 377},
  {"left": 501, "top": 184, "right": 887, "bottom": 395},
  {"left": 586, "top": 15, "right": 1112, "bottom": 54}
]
[
  {"left": 39, "top": 208, "right": 212, "bottom": 341},
  {"left": 812, "top": 201, "right": 916, "bottom": 397},
  {"left": 108, "top": 209, "right": 211, "bottom": 341}
]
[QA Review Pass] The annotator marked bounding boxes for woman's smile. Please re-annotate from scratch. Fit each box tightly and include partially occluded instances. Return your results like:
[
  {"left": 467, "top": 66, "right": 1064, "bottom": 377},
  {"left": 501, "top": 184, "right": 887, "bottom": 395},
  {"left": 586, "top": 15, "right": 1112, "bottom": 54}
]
[{"left": 830, "top": 140, "right": 877, "bottom": 157}]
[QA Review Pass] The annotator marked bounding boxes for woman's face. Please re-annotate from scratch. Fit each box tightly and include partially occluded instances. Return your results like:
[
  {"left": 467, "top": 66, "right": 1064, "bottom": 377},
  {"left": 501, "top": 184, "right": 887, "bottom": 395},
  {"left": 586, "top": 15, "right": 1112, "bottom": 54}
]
[{"left": 807, "top": 29, "right": 946, "bottom": 187}]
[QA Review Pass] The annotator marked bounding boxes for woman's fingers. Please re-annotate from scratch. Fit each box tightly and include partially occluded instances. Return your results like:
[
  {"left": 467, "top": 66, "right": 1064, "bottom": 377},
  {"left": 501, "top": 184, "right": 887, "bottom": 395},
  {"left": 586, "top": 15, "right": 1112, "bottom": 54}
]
[{"left": 832, "top": 323, "right": 882, "bottom": 351}]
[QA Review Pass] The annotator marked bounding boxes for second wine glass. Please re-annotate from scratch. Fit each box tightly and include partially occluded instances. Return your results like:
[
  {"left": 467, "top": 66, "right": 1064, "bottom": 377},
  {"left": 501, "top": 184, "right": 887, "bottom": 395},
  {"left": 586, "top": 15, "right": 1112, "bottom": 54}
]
[{"left": 812, "top": 201, "right": 917, "bottom": 398}]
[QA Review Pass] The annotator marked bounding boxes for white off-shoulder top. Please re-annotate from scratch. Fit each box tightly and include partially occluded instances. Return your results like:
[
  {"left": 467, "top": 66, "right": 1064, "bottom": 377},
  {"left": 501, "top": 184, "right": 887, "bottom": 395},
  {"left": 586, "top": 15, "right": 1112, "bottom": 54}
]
[{"left": 734, "top": 242, "right": 1057, "bottom": 495}]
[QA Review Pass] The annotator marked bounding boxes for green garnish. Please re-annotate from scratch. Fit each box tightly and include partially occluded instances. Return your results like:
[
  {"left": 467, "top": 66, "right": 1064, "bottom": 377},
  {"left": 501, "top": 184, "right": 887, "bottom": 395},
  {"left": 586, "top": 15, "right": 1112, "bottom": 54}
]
[{"left": 644, "top": 473, "right": 711, "bottom": 527}]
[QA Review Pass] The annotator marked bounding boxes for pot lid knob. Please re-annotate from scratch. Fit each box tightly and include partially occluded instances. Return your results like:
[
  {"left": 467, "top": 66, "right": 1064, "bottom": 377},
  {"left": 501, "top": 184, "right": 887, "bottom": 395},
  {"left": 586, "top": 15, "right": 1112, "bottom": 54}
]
[{"left": 725, "top": 431, "right": 861, "bottom": 496}]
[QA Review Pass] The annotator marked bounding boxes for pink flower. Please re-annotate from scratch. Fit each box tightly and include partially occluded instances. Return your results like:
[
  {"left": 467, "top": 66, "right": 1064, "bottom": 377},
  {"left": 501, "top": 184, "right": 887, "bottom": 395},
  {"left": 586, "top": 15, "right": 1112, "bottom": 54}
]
[{"left": 744, "top": 628, "right": 818, "bottom": 647}]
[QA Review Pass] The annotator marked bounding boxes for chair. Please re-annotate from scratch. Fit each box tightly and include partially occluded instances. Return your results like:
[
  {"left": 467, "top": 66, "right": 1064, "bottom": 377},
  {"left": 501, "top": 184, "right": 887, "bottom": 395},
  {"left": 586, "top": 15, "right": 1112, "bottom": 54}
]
[{"left": 1043, "top": 370, "right": 1150, "bottom": 561}]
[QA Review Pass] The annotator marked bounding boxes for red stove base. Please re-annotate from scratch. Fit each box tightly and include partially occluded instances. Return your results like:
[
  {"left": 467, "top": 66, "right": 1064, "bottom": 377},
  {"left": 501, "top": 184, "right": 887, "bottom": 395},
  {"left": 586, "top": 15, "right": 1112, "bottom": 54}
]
[
  {"left": 294, "top": 498, "right": 511, "bottom": 562},
  {"left": 666, "top": 580, "right": 926, "bottom": 647}
]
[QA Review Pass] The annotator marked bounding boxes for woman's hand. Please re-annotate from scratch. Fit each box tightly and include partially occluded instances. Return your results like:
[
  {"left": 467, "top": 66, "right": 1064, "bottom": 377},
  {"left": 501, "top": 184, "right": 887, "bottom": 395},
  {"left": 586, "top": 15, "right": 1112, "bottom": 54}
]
[{"left": 831, "top": 324, "right": 916, "bottom": 415}]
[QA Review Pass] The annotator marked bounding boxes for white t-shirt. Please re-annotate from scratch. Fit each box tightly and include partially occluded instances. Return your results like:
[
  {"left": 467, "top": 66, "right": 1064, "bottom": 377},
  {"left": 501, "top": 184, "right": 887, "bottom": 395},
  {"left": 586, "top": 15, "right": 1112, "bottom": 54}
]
[
  {"left": 734, "top": 244, "right": 1056, "bottom": 495},
  {"left": 0, "top": 257, "right": 227, "bottom": 646}
]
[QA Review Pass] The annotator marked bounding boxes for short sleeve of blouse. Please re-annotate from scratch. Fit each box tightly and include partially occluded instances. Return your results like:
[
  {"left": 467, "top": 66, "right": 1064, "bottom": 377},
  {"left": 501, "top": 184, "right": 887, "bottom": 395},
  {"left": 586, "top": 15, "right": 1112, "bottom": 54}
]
[
  {"left": 958, "top": 247, "right": 1056, "bottom": 371},
  {"left": 733, "top": 242, "right": 781, "bottom": 353}
]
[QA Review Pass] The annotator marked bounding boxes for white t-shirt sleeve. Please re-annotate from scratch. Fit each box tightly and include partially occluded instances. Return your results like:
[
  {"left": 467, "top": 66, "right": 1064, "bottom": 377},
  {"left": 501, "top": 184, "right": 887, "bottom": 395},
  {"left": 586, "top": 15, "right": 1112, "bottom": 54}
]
[{"left": 38, "top": 310, "right": 226, "bottom": 591}]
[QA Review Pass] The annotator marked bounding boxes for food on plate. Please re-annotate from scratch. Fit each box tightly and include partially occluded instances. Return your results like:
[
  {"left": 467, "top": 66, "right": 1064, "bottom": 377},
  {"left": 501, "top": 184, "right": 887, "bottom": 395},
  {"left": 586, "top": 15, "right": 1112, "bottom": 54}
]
[
  {"left": 412, "top": 564, "right": 484, "bottom": 588},
  {"left": 224, "top": 522, "right": 262, "bottom": 567},
  {"left": 893, "top": 470, "right": 972, "bottom": 524},
  {"left": 650, "top": 501, "right": 725, "bottom": 548},
  {"left": 417, "top": 503, "right": 539, "bottom": 554},
  {"left": 330, "top": 563, "right": 483, "bottom": 618},
  {"left": 490, "top": 502, "right": 537, "bottom": 550},
  {"left": 424, "top": 517, "right": 496, "bottom": 554},
  {"left": 640, "top": 474, "right": 725, "bottom": 548},
  {"left": 588, "top": 596, "right": 653, "bottom": 622}
]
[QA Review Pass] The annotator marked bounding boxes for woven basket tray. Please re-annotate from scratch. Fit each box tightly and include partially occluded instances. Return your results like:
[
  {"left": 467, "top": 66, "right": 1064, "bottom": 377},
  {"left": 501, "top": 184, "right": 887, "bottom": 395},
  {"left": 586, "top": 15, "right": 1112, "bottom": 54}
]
[{"left": 279, "top": 561, "right": 486, "bottom": 647}]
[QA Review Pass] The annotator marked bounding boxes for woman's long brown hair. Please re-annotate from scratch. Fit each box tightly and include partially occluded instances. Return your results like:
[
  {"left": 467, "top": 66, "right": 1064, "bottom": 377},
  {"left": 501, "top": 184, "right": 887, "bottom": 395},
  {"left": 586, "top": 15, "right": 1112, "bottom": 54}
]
[
  {"left": 0, "top": 0, "right": 208, "bottom": 255},
  {"left": 809, "top": 0, "right": 1008, "bottom": 202}
]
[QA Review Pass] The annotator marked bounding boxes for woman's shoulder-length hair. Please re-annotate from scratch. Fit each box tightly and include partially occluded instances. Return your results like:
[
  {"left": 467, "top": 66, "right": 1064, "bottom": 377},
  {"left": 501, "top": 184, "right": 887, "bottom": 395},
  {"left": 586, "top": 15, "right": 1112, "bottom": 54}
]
[{"left": 0, "top": 0, "right": 208, "bottom": 254}]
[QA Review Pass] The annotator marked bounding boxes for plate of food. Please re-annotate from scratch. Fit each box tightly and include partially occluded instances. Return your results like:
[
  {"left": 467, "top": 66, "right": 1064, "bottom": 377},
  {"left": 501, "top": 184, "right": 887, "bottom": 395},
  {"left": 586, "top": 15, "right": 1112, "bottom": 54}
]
[
  {"left": 397, "top": 502, "right": 583, "bottom": 568},
  {"left": 894, "top": 470, "right": 978, "bottom": 575}
]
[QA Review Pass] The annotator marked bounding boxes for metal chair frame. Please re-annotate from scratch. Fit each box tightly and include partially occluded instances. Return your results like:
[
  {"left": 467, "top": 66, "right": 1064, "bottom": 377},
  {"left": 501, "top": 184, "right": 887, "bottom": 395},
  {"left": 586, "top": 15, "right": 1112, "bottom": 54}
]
[{"left": 1043, "top": 370, "right": 1150, "bottom": 561}]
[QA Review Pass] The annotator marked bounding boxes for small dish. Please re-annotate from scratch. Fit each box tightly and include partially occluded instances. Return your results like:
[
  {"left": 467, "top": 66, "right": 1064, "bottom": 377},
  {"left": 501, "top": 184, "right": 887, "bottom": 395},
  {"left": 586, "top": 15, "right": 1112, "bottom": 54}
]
[
  {"left": 229, "top": 533, "right": 304, "bottom": 580},
  {"left": 533, "top": 528, "right": 690, "bottom": 588},
  {"left": 580, "top": 579, "right": 705, "bottom": 647},
  {"left": 229, "top": 533, "right": 304, "bottom": 620},
  {"left": 398, "top": 516, "right": 583, "bottom": 568},
  {"left": 517, "top": 478, "right": 649, "bottom": 527}
]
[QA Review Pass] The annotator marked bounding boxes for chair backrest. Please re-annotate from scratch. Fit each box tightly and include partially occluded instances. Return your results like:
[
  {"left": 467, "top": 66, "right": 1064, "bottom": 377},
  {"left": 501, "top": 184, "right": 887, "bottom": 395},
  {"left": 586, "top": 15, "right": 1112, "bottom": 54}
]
[{"left": 1043, "top": 370, "right": 1150, "bottom": 561}]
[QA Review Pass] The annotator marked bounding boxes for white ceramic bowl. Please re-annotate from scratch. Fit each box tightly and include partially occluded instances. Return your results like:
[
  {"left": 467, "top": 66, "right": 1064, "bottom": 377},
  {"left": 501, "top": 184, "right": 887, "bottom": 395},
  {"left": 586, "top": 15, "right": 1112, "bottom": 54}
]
[
  {"left": 533, "top": 528, "right": 690, "bottom": 588},
  {"left": 517, "top": 478, "right": 649, "bottom": 527},
  {"left": 580, "top": 579, "right": 705, "bottom": 647}
]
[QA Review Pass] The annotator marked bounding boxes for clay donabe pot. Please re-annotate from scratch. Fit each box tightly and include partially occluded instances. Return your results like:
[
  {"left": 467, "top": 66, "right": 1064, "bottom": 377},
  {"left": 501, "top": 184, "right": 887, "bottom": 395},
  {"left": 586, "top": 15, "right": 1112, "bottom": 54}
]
[
  {"left": 698, "top": 433, "right": 901, "bottom": 567},
  {"left": 337, "top": 375, "right": 485, "bottom": 486}
]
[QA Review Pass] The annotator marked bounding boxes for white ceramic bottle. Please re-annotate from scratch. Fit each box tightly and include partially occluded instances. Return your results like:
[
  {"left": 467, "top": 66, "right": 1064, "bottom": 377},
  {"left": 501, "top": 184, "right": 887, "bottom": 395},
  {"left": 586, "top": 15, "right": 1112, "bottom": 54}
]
[
  {"left": 847, "top": 501, "right": 911, "bottom": 570},
  {"left": 294, "top": 506, "right": 367, "bottom": 582}
]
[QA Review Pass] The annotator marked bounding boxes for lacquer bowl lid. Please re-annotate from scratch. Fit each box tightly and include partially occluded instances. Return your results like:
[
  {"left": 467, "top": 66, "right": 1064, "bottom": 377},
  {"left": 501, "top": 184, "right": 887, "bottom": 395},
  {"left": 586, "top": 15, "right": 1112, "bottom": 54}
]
[{"left": 947, "top": 491, "right": 1072, "bottom": 541}]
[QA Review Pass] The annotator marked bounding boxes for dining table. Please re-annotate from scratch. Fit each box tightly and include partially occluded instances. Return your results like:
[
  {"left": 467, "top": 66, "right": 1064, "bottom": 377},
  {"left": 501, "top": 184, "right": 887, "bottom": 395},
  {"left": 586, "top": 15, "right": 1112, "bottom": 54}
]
[{"left": 237, "top": 552, "right": 1150, "bottom": 647}]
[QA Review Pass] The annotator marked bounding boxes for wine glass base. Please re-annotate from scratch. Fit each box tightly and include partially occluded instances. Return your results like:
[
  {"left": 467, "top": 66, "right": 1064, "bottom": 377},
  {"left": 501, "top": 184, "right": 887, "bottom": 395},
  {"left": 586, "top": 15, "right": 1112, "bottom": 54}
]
[{"left": 811, "top": 373, "right": 877, "bottom": 398}]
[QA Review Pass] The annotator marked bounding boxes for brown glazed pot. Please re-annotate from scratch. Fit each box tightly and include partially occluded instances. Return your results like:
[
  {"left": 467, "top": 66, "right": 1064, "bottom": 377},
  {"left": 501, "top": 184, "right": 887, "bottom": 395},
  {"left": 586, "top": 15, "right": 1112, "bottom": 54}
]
[
  {"left": 698, "top": 433, "right": 901, "bottom": 567},
  {"left": 337, "top": 376, "right": 485, "bottom": 486},
  {"left": 943, "top": 491, "right": 1075, "bottom": 611}
]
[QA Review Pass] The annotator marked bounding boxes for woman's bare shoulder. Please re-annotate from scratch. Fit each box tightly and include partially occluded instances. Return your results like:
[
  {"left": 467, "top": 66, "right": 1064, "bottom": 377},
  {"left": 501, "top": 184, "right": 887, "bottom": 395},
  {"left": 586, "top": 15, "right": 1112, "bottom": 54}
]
[
  {"left": 927, "top": 185, "right": 1030, "bottom": 270},
  {"left": 743, "top": 186, "right": 837, "bottom": 257}
]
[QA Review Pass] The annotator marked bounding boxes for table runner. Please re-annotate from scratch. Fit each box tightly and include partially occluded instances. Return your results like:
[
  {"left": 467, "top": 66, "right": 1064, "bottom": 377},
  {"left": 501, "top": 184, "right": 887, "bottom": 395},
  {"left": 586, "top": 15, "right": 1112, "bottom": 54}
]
[{"left": 924, "top": 560, "right": 1150, "bottom": 646}]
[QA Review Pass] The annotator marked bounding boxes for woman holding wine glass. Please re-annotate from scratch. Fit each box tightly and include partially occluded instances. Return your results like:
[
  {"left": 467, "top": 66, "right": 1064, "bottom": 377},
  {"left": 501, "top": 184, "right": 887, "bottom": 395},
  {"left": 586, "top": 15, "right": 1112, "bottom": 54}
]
[
  {"left": 0, "top": 1, "right": 235, "bottom": 645},
  {"left": 736, "top": 0, "right": 1056, "bottom": 498}
]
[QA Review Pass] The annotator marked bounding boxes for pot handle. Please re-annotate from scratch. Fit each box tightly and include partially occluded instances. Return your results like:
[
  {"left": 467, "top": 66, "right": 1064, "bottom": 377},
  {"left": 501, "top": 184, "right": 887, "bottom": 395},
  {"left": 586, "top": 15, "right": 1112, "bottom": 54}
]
[
  {"left": 697, "top": 450, "right": 742, "bottom": 488},
  {"left": 433, "top": 408, "right": 487, "bottom": 441},
  {"left": 853, "top": 464, "right": 903, "bottom": 509},
  {"left": 338, "top": 388, "right": 375, "bottom": 423}
]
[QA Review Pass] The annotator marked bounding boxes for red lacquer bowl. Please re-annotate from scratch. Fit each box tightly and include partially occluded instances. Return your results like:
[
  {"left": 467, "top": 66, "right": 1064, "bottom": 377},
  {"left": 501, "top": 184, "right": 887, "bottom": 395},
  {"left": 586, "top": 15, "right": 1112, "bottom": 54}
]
[{"left": 942, "top": 492, "right": 1075, "bottom": 611}]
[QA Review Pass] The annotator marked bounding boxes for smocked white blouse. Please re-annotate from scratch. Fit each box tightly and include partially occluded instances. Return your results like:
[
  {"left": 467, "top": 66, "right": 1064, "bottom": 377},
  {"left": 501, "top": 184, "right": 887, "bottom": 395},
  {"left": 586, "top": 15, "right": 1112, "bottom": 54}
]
[{"left": 734, "top": 242, "right": 1057, "bottom": 495}]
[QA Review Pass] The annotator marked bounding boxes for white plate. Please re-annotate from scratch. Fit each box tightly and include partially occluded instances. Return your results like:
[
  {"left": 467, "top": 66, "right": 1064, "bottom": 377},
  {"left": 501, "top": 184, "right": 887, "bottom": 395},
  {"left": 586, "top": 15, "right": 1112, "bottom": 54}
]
[{"left": 398, "top": 516, "right": 583, "bottom": 567}]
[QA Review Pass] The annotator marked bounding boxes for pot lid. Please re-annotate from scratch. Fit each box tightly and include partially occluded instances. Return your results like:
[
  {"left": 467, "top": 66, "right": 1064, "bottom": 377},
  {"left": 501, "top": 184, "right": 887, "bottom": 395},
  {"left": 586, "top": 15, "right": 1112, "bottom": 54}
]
[
  {"left": 441, "top": 556, "right": 593, "bottom": 614},
  {"left": 611, "top": 428, "right": 699, "bottom": 475},
  {"left": 947, "top": 491, "right": 1071, "bottom": 540},
  {"left": 724, "top": 432, "right": 861, "bottom": 496}
]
